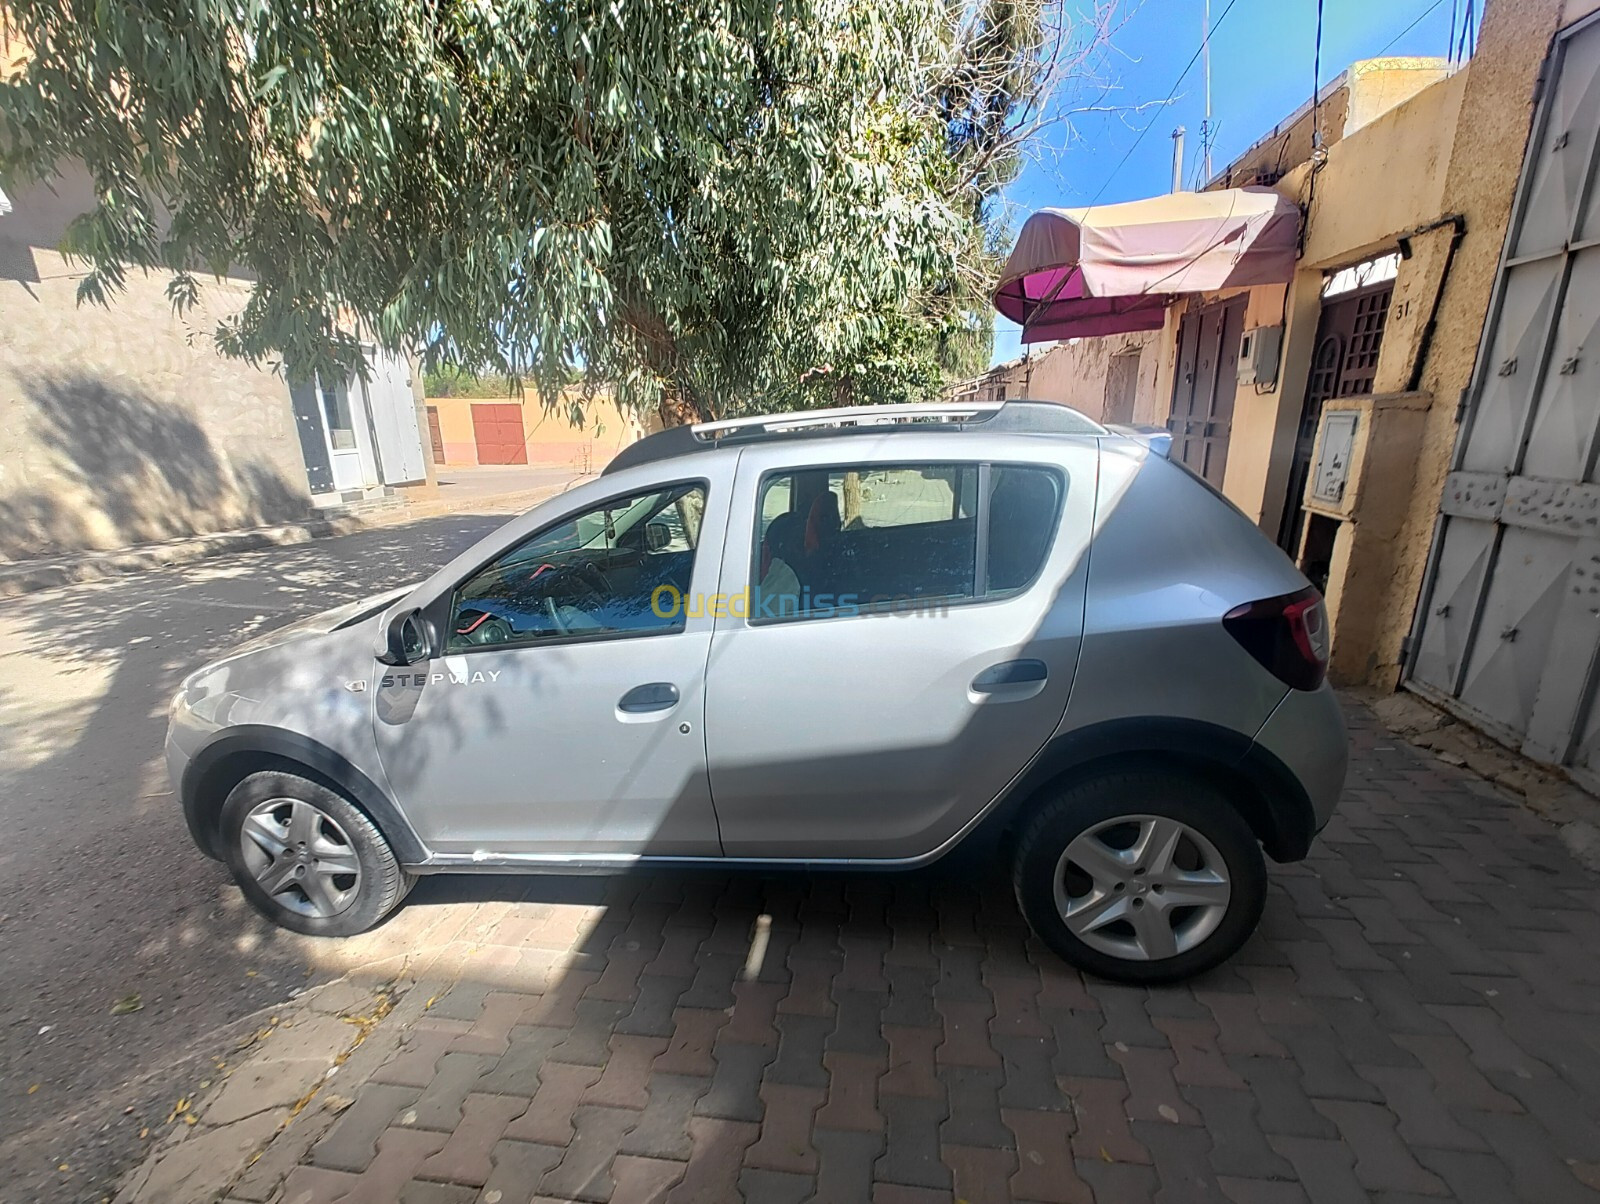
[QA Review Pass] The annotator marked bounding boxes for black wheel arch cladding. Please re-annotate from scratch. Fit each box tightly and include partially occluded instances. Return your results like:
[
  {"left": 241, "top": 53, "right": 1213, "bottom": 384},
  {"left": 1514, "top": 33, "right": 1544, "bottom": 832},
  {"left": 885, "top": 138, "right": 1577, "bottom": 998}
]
[
  {"left": 181, "top": 725, "right": 429, "bottom": 865},
  {"left": 989, "top": 716, "right": 1317, "bottom": 863}
]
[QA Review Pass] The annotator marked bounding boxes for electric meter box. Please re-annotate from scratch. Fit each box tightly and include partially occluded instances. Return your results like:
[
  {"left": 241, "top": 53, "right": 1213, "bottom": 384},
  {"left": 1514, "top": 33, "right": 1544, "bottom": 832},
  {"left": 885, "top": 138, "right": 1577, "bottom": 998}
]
[{"left": 1237, "top": 325, "right": 1283, "bottom": 388}]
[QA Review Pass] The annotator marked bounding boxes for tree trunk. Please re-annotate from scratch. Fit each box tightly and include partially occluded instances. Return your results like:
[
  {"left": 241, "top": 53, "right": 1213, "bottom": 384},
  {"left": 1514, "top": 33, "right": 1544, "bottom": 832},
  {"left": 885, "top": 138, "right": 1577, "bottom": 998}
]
[{"left": 841, "top": 471, "right": 863, "bottom": 528}]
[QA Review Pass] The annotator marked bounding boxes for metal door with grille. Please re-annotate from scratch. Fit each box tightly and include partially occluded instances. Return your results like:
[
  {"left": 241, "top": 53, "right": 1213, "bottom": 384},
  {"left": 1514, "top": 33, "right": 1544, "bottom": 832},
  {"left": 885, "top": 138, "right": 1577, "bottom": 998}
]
[
  {"left": 1408, "top": 12, "right": 1600, "bottom": 780},
  {"left": 1277, "top": 281, "right": 1393, "bottom": 551},
  {"left": 1170, "top": 298, "right": 1245, "bottom": 489}
]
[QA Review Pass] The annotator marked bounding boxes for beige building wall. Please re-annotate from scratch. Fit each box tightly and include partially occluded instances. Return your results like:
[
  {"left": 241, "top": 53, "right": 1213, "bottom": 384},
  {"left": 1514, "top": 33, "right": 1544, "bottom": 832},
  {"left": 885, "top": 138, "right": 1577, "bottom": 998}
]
[
  {"left": 427, "top": 392, "right": 646, "bottom": 471},
  {"left": 1211, "top": 57, "right": 1449, "bottom": 191},
  {"left": 1122, "top": 49, "right": 1568, "bottom": 688},
  {"left": 954, "top": 329, "right": 1163, "bottom": 425},
  {"left": 0, "top": 171, "right": 315, "bottom": 561},
  {"left": 1207, "top": 67, "right": 1467, "bottom": 534},
  {"left": 1165, "top": 6, "right": 1573, "bottom": 689},
  {"left": 1014, "top": 332, "right": 1164, "bottom": 425}
]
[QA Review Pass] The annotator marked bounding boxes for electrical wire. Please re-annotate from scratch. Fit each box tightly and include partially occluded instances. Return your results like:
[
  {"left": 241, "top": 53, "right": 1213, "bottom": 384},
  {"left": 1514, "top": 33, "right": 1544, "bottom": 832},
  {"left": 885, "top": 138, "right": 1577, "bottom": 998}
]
[
  {"left": 1086, "top": 0, "right": 1243, "bottom": 207},
  {"left": 1311, "top": 0, "right": 1325, "bottom": 152},
  {"left": 1379, "top": 0, "right": 1448, "bottom": 58},
  {"left": 1455, "top": 0, "right": 1477, "bottom": 62}
]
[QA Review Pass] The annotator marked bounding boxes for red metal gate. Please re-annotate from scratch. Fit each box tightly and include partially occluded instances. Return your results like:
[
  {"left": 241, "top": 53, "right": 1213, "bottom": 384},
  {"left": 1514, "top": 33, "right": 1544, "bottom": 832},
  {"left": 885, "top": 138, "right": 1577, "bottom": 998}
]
[{"left": 471, "top": 403, "right": 528, "bottom": 465}]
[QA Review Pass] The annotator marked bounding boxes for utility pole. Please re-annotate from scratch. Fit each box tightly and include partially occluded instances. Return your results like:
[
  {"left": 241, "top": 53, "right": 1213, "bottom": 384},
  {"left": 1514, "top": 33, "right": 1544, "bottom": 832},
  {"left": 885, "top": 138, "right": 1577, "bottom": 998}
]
[{"left": 1171, "top": 127, "right": 1186, "bottom": 193}]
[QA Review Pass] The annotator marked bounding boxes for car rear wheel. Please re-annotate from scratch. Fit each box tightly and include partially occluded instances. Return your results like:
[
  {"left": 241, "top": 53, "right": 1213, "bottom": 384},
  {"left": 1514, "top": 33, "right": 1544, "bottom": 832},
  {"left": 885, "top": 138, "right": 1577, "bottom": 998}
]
[
  {"left": 1013, "top": 771, "right": 1266, "bottom": 984},
  {"left": 220, "top": 770, "right": 414, "bottom": 937}
]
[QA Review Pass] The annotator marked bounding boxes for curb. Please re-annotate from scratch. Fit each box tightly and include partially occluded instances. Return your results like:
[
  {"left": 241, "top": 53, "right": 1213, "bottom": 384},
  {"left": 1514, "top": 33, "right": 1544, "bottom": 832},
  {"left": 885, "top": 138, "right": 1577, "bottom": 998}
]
[
  {"left": 0, "top": 481, "right": 577, "bottom": 600},
  {"left": 1365, "top": 687, "right": 1600, "bottom": 874},
  {"left": 111, "top": 975, "right": 428, "bottom": 1204}
]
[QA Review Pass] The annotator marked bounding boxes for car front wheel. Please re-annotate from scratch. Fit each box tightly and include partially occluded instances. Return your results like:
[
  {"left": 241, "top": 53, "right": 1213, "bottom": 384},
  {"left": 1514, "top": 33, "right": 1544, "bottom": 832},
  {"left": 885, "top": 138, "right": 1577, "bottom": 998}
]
[
  {"left": 220, "top": 770, "right": 413, "bottom": 937},
  {"left": 1013, "top": 771, "right": 1266, "bottom": 984}
]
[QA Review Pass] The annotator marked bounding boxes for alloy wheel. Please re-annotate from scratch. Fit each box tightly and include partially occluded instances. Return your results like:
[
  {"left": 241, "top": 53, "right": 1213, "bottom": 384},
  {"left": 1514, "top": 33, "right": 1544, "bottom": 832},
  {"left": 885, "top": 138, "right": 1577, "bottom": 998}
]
[
  {"left": 1052, "top": 813, "right": 1231, "bottom": 961},
  {"left": 239, "top": 797, "right": 363, "bottom": 918}
]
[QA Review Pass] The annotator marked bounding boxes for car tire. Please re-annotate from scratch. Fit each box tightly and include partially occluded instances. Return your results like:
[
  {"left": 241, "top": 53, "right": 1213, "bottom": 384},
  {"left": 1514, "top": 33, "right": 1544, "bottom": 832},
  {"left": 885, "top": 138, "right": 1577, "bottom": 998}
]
[
  {"left": 1012, "top": 771, "right": 1266, "bottom": 984},
  {"left": 220, "top": 770, "right": 415, "bottom": 937}
]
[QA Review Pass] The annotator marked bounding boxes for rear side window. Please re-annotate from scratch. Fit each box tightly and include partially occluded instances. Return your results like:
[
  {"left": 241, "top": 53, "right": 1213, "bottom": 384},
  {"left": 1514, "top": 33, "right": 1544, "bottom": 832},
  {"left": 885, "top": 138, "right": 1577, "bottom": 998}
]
[
  {"left": 986, "top": 466, "right": 1064, "bottom": 594},
  {"left": 750, "top": 462, "right": 1062, "bottom": 622}
]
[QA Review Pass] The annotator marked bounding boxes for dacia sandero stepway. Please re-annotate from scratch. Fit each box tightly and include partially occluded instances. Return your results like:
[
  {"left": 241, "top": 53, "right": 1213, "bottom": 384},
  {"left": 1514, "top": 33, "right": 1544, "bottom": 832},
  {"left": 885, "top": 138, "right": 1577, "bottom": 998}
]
[{"left": 168, "top": 401, "right": 1347, "bottom": 983}]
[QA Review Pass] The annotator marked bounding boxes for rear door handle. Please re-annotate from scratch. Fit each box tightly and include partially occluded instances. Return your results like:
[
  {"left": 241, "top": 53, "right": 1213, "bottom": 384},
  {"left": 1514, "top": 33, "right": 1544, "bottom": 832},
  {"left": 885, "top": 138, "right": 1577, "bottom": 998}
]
[
  {"left": 970, "top": 659, "right": 1048, "bottom": 693},
  {"left": 618, "top": 682, "right": 680, "bottom": 713}
]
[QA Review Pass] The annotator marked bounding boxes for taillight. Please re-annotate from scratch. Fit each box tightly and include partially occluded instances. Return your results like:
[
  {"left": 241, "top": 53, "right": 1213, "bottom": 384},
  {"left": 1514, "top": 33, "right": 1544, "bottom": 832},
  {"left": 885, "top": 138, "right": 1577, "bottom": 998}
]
[{"left": 1223, "top": 586, "right": 1329, "bottom": 691}]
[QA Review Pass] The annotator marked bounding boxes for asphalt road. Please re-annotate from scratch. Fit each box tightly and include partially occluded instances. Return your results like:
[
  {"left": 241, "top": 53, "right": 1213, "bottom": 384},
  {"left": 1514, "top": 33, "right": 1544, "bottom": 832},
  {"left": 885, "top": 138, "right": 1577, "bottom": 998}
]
[{"left": 0, "top": 512, "right": 516, "bottom": 1202}]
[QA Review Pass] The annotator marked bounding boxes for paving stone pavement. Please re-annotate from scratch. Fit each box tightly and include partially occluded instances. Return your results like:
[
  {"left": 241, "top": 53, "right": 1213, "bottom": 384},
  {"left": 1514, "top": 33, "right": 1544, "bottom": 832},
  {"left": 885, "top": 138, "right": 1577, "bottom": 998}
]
[{"left": 238, "top": 702, "right": 1600, "bottom": 1203}]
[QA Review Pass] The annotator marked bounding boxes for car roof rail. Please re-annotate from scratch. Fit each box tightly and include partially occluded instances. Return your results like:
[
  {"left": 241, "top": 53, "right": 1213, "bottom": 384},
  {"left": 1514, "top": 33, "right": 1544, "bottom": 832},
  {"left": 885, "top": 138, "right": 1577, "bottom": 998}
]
[{"left": 604, "top": 399, "right": 1106, "bottom": 474}]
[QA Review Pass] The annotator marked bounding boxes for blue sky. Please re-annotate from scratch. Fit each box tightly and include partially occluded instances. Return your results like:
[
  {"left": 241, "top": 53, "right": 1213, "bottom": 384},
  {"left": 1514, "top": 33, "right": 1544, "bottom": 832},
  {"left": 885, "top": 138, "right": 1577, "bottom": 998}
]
[{"left": 989, "top": 0, "right": 1465, "bottom": 364}]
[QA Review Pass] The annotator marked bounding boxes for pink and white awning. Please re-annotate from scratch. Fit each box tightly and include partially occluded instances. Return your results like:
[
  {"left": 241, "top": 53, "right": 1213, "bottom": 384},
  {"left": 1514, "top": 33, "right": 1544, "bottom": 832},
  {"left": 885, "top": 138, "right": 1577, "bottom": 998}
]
[{"left": 994, "top": 187, "right": 1301, "bottom": 342}]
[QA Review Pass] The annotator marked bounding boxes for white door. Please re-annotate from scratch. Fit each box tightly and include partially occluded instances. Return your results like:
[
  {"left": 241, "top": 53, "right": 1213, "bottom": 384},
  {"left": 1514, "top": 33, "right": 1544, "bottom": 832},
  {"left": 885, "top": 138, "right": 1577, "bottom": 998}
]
[
  {"left": 317, "top": 379, "right": 365, "bottom": 491},
  {"left": 366, "top": 352, "right": 429, "bottom": 485}
]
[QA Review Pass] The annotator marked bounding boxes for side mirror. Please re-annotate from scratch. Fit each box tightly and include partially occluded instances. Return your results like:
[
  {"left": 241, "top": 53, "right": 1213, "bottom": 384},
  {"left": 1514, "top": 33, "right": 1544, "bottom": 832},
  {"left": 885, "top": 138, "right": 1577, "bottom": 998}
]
[
  {"left": 645, "top": 521, "right": 671, "bottom": 552},
  {"left": 378, "top": 608, "right": 428, "bottom": 666}
]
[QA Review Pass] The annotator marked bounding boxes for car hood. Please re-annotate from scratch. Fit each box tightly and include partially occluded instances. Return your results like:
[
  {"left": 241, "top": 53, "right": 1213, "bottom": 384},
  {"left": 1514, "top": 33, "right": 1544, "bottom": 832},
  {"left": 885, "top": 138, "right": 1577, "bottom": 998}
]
[{"left": 223, "top": 585, "right": 415, "bottom": 660}]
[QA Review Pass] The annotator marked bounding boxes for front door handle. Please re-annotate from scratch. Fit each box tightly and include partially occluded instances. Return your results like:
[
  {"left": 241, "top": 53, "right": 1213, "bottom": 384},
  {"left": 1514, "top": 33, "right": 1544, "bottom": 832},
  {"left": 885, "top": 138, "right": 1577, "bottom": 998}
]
[
  {"left": 618, "top": 682, "right": 680, "bottom": 713},
  {"left": 971, "top": 659, "right": 1048, "bottom": 694}
]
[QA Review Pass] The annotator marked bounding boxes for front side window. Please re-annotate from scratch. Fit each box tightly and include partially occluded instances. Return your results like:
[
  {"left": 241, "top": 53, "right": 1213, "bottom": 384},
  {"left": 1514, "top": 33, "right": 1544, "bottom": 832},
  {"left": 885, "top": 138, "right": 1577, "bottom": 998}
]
[
  {"left": 750, "top": 461, "right": 1061, "bottom": 622},
  {"left": 448, "top": 482, "right": 707, "bottom": 649}
]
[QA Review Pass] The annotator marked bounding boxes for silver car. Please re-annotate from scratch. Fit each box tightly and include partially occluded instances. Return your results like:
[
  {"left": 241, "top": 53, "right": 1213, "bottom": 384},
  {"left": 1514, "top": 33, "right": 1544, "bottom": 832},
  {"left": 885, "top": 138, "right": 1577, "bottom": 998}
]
[{"left": 168, "top": 401, "right": 1346, "bottom": 983}]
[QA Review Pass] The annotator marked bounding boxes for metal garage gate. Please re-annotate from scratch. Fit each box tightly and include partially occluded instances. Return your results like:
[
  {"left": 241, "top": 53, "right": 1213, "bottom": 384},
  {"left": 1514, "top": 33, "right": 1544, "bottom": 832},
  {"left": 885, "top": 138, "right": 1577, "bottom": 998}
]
[
  {"left": 471, "top": 402, "right": 529, "bottom": 465},
  {"left": 1407, "top": 12, "right": 1600, "bottom": 782}
]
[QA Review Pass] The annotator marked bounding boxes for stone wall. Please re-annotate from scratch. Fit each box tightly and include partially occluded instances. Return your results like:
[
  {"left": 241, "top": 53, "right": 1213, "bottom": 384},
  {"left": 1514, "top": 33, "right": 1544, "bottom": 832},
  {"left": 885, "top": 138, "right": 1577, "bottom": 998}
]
[{"left": 0, "top": 172, "right": 314, "bottom": 561}]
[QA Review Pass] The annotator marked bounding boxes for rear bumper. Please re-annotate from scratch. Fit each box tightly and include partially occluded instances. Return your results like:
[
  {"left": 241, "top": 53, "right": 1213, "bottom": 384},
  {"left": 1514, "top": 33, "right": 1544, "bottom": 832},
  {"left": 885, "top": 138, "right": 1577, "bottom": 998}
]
[{"left": 1252, "top": 684, "right": 1349, "bottom": 839}]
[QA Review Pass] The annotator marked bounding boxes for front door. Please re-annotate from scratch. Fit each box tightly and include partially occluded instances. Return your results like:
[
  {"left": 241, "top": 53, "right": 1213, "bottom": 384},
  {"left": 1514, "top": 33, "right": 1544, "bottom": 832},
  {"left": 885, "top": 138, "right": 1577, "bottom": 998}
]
[
  {"left": 703, "top": 438, "right": 1094, "bottom": 860},
  {"left": 1276, "top": 274, "right": 1392, "bottom": 552},
  {"left": 372, "top": 478, "right": 725, "bottom": 857},
  {"left": 316, "top": 378, "right": 367, "bottom": 490},
  {"left": 427, "top": 407, "right": 446, "bottom": 464},
  {"left": 1169, "top": 298, "right": 1245, "bottom": 489}
]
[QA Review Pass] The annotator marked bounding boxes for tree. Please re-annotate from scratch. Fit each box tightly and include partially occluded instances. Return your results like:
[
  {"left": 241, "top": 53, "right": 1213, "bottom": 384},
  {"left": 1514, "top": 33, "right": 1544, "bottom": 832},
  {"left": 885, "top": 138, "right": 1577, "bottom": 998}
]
[{"left": 1, "top": 0, "right": 1117, "bottom": 421}]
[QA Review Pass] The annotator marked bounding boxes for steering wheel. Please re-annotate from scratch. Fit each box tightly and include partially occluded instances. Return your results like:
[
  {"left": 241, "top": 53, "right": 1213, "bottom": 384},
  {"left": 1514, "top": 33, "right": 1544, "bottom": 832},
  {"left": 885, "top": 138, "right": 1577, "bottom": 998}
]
[
  {"left": 530, "top": 561, "right": 610, "bottom": 636},
  {"left": 575, "top": 560, "right": 610, "bottom": 595}
]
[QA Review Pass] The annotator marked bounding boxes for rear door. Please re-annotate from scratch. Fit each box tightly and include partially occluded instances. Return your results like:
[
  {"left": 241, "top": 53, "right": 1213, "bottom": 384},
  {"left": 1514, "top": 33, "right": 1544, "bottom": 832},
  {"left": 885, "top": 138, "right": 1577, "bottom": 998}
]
[{"left": 703, "top": 435, "right": 1096, "bottom": 860}]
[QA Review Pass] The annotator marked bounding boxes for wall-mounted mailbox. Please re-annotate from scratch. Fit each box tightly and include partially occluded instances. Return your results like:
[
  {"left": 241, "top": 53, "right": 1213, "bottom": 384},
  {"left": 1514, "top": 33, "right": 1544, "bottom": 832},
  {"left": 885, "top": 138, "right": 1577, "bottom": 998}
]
[{"left": 1312, "top": 411, "right": 1360, "bottom": 505}]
